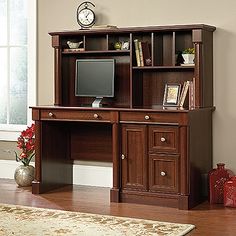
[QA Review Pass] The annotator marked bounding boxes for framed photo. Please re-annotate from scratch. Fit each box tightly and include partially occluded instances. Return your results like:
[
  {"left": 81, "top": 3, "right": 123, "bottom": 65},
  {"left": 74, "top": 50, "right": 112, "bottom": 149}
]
[
  {"left": 121, "top": 41, "right": 130, "bottom": 50},
  {"left": 163, "top": 83, "right": 181, "bottom": 106}
]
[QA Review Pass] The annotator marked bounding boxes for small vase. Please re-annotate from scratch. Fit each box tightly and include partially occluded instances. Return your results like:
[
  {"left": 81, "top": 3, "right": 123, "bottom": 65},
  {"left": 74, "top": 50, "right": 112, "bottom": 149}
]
[
  {"left": 114, "top": 42, "right": 122, "bottom": 50},
  {"left": 208, "top": 163, "right": 234, "bottom": 204},
  {"left": 14, "top": 165, "right": 35, "bottom": 187},
  {"left": 182, "top": 54, "right": 195, "bottom": 64}
]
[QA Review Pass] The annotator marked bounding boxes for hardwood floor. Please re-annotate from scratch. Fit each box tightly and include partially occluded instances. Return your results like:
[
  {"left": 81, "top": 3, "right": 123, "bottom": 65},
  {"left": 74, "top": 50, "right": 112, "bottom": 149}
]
[{"left": 0, "top": 179, "right": 235, "bottom": 235}]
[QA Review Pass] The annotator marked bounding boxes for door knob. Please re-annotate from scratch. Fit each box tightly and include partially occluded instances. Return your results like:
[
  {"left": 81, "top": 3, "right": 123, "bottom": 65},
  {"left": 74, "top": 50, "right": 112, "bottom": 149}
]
[{"left": 121, "top": 154, "right": 126, "bottom": 160}]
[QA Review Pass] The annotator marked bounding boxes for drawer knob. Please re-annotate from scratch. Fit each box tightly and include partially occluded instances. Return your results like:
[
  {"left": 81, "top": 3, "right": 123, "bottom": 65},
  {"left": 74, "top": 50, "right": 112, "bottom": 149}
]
[
  {"left": 144, "top": 115, "right": 150, "bottom": 120},
  {"left": 94, "top": 113, "right": 99, "bottom": 119},
  {"left": 160, "top": 137, "right": 166, "bottom": 142},
  {"left": 48, "top": 112, "right": 54, "bottom": 117},
  {"left": 121, "top": 154, "right": 126, "bottom": 160},
  {"left": 160, "top": 171, "right": 166, "bottom": 176}
]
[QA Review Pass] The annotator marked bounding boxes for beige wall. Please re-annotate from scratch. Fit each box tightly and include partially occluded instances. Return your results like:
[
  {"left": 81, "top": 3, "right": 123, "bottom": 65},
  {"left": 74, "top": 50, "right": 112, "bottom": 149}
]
[{"left": 3, "top": 1, "right": 234, "bottom": 171}]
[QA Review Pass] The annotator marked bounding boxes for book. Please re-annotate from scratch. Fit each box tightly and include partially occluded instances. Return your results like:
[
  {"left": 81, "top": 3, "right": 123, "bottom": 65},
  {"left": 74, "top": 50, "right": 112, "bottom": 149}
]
[
  {"left": 138, "top": 41, "right": 144, "bottom": 66},
  {"left": 136, "top": 41, "right": 152, "bottom": 67},
  {"left": 179, "top": 81, "right": 190, "bottom": 107},
  {"left": 141, "top": 41, "right": 152, "bottom": 66},
  {"left": 189, "top": 78, "right": 195, "bottom": 109},
  {"left": 178, "top": 81, "right": 186, "bottom": 105},
  {"left": 134, "top": 39, "right": 141, "bottom": 66}
]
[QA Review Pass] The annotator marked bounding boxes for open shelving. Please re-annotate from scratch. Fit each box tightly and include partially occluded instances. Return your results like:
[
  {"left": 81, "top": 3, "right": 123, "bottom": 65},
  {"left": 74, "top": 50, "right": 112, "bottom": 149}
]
[{"left": 50, "top": 24, "right": 215, "bottom": 109}]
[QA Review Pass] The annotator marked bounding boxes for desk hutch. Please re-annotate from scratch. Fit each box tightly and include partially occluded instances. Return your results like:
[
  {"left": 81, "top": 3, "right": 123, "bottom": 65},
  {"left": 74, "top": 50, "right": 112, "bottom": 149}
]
[{"left": 31, "top": 24, "right": 215, "bottom": 209}]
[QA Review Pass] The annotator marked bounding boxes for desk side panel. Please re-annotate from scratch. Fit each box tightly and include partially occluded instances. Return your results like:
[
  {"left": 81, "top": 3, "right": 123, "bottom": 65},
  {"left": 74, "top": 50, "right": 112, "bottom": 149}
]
[{"left": 32, "top": 120, "right": 73, "bottom": 194}]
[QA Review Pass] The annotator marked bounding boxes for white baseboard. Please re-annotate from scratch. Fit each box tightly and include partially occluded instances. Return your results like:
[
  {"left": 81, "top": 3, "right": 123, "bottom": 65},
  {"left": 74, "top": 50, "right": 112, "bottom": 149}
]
[
  {"left": 73, "top": 164, "right": 112, "bottom": 187},
  {"left": 0, "top": 160, "right": 21, "bottom": 179},
  {"left": 0, "top": 160, "right": 112, "bottom": 188}
]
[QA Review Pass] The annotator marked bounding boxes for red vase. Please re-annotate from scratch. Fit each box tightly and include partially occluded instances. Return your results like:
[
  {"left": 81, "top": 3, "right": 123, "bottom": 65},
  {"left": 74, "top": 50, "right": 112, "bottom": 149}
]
[
  {"left": 224, "top": 176, "right": 236, "bottom": 207},
  {"left": 208, "top": 163, "right": 234, "bottom": 204}
]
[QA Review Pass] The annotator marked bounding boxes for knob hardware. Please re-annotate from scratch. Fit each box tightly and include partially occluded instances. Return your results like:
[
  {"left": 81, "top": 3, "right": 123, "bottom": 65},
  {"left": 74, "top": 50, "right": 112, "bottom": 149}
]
[
  {"left": 144, "top": 115, "right": 150, "bottom": 120},
  {"left": 94, "top": 113, "right": 99, "bottom": 119},
  {"left": 160, "top": 137, "right": 166, "bottom": 142},
  {"left": 48, "top": 112, "right": 54, "bottom": 117},
  {"left": 121, "top": 154, "right": 126, "bottom": 160},
  {"left": 160, "top": 171, "right": 166, "bottom": 176}
]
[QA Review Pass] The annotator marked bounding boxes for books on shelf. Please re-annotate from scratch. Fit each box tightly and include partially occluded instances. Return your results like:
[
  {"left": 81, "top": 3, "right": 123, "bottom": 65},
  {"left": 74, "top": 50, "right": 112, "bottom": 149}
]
[
  {"left": 179, "top": 81, "right": 190, "bottom": 107},
  {"left": 138, "top": 41, "right": 144, "bottom": 66},
  {"left": 134, "top": 39, "right": 141, "bottom": 67},
  {"left": 133, "top": 39, "right": 151, "bottom": 67},
  {"left": 141, "top": 41, "right": 152, "bottom": 66},
  {"left": 178, "top": 80, "right": 195, "bottom": 109},
  {"left": 189, "top": 78, "right": 196, "bottom": 109}
]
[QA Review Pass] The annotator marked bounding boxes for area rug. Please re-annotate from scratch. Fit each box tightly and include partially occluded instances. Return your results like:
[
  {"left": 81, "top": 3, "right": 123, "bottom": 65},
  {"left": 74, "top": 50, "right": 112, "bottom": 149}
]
[{"left": 0, "top": 203, "right": 195, "bottom": 236}]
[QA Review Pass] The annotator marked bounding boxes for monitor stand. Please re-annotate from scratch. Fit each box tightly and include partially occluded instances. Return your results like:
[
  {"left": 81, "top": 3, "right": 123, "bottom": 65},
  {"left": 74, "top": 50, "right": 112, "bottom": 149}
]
[{"left": 92, "top": 97, "right": 103, "bottom": 108}]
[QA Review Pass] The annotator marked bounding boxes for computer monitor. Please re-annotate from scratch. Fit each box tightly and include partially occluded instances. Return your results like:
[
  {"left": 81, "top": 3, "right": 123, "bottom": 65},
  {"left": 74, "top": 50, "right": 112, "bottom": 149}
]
[{"left": 75, "top": 59, "right": 115, "bottom": 107}]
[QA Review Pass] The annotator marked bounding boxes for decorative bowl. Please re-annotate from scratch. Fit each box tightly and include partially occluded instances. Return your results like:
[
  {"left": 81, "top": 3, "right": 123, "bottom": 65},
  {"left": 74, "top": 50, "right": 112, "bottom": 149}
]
[{"left": 67, "top": 41, "right": 83, "bottom": 49}]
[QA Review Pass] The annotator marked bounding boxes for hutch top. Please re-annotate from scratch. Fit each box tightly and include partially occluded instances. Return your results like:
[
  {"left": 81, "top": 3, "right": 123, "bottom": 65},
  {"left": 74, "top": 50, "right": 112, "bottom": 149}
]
[{"left": 49, "top": 24, "right": 215, "bottom": 109}]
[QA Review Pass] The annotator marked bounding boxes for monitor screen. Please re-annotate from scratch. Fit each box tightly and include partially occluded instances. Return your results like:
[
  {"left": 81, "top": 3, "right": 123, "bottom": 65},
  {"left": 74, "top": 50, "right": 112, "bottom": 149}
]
[{"left": 75, "top": 59, "right": 115, "bottom": 97}]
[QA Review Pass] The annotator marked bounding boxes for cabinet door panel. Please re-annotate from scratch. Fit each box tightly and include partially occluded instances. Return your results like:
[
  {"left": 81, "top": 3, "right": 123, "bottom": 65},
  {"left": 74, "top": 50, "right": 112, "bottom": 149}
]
[
  {"left": 149, "top": 154, "right": 179, "bottom": 193},
  {"left": 149, "top": 126, "right": 179, "bottom": 153},
  {"left": 121, "top": 124, "right": 147, "bottom": 191}
]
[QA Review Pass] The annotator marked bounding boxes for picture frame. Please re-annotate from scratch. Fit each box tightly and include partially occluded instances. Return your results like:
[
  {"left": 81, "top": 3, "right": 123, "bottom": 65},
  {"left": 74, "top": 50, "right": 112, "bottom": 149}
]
[{"left": 163, "top": 83, "right": 181, "bottom": 106}]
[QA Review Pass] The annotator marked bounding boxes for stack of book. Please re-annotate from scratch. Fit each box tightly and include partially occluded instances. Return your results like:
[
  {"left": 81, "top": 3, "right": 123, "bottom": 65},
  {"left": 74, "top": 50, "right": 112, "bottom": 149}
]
[
  {"left": 134, "top": 39, "right": 152, "bottom": 67},
  {"left": 178, "top": 78, "right": 195, "bottom": 109}
]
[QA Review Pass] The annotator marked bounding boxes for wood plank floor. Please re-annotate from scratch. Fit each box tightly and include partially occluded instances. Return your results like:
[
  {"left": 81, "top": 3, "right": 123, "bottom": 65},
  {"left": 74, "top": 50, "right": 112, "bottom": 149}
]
[{"left": 0, "top": 179, "right": 235, "bottom": 235}]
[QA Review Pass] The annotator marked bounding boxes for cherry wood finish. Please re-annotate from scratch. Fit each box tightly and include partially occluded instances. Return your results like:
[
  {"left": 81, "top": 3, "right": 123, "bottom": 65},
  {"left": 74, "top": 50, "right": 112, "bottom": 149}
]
[
  {"left": 121, "top": 124, "right": 148, "bottom": 191},
  {"left": 149, "top": 154, "right": 179, "bottom": 193},
  {"left": 31, "top": 24, "right": 215, "bottom": 209},
  {"left": 148, "top": 126, "right": 179, "bottom": 153},
  {"left": 31, "top": 106, "right": 213, "bottom": 209},
  {"left": 49, "top": 24, "right": 215, "bottom": 109}
]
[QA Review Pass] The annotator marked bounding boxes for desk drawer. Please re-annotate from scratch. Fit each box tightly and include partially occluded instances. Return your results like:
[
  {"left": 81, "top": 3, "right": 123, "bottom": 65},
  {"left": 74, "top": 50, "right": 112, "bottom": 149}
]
[
  {"left": 149, "top": 154, "right": 179, "bottom": 193},
  {"left": 120, "top": 111, "right": 184, "bottom": 124},
  {"left": 40, "top": 109, "right": 111, "bottom": 122},
  {"left": 149, "top": 126, "right": 179, "bottom": 153}
]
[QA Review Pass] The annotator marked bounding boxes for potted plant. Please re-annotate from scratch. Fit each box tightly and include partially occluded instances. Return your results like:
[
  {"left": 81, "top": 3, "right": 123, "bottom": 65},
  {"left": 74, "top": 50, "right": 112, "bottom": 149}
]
[
  {"left": 182, "top": 47, "right": 195, "bottom": 64},
  {"left": 14, "top": 123, "right": 35, "bottom": 187}
]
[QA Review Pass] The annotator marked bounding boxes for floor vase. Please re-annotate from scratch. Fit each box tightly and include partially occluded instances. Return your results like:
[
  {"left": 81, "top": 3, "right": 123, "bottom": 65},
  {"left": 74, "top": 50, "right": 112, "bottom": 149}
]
[
  {"left": 14, "top": 165, "right": 35, "bottom": 187},
  {"left": 208, "top": 163, "right": 234, "bottom": 204}
]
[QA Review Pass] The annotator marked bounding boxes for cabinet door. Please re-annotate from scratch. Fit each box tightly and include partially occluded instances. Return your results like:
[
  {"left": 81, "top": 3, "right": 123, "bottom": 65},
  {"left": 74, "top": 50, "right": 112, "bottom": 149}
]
[
  {"left": 149, "top": 154, "right": 179, "bottom": 193},
  {"left": 121, "top": 124, "right": 148, "bottom": 191}
]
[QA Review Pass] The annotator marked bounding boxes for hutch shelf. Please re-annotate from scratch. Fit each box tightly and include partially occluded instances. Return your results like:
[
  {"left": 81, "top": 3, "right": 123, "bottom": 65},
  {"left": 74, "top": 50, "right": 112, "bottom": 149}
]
[{"left": 31, "top": 24, "right": 215, "bottom": 209}]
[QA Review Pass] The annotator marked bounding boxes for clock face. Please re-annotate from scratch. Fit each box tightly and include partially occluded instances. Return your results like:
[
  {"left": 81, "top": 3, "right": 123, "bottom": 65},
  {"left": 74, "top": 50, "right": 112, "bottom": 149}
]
[{"left": 78, "top": 8, "right": 95, "bottom": 27}]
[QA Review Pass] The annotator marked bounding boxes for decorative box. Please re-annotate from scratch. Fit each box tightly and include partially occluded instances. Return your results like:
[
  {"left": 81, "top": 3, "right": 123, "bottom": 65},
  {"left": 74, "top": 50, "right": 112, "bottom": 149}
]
[
  {"left": 224, "top": 176, "right": 236, "bottom": 207},
  {"left": 208, "top": 163, "right": 234, "bottom": 204}
]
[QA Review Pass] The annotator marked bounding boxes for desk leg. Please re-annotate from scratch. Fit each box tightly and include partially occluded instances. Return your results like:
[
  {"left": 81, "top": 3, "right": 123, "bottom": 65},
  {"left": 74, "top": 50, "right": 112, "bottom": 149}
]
[
  {"left": 32, "top": 121, "right": 42, "bottom": 194},
  {"left": 110, "top": 123, "right": 120, "bottom": 202},
  {"left": 32, "top": 121, "right": 73, "bottom": 194}
]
